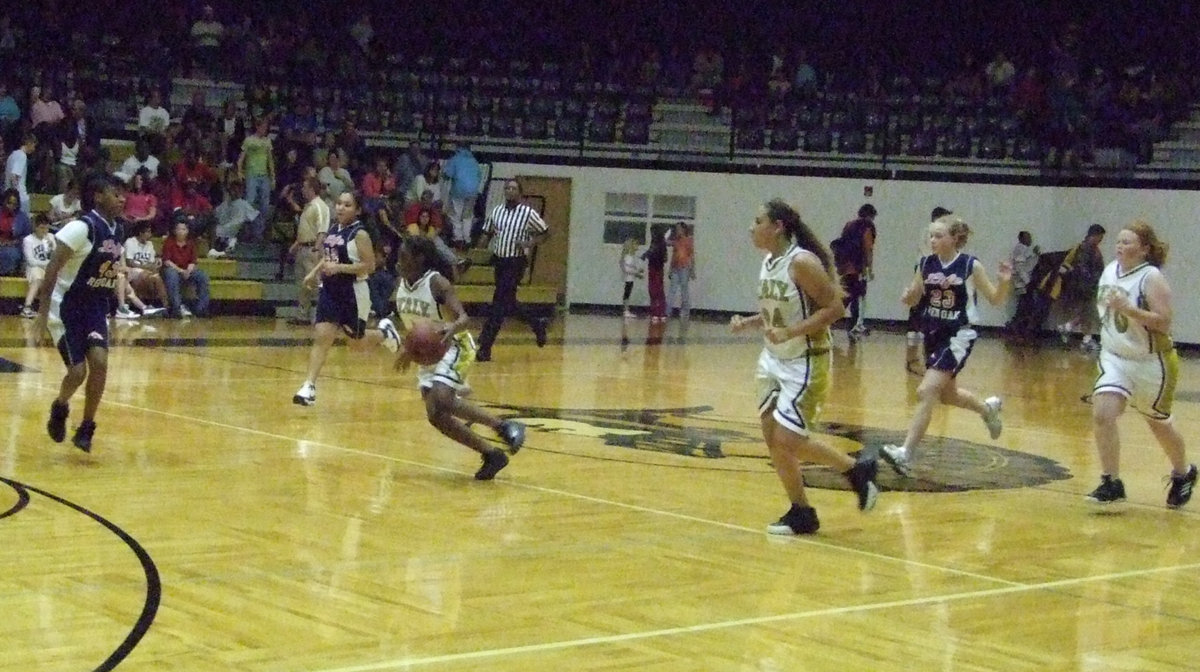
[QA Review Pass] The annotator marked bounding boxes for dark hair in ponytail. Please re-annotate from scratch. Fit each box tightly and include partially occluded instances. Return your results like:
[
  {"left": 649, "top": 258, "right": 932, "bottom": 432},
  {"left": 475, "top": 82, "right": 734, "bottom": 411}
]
[{"left": 764, "top": 198, "right": 834, "bottom": 276}]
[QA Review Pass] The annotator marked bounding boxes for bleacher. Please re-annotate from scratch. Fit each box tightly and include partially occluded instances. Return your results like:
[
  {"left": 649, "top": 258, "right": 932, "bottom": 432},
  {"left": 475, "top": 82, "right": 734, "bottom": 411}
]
[
  {"left": 454, "top": 248, "right": 558, "bottom": 318},
  {"left": 1, "top": 195, "right": 268, "bottom": 313}
]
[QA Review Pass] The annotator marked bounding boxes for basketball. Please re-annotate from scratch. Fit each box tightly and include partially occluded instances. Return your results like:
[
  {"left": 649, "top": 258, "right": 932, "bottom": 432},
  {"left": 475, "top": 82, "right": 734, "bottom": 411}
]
[{"left": 404, "top": 320, "right": 449, "bottom": 365}]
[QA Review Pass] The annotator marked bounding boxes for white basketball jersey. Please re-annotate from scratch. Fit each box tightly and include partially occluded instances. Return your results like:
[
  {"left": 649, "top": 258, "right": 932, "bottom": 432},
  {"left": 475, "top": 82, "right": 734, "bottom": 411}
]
[
  {"left": 1097, "top": 260, "right": 1172, "bottom": 359},
  {"left": 393, "top": 270, "right": 445, "bottom": 330},
  {"left": 758, "top": 245, "right": 831, "bottom": 359}
]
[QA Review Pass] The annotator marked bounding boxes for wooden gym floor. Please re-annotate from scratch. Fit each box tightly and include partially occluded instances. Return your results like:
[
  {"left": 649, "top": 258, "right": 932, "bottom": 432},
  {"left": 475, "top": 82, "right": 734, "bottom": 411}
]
[{"left": 1, "top": 313, "right": 1199, "bottom": 671}]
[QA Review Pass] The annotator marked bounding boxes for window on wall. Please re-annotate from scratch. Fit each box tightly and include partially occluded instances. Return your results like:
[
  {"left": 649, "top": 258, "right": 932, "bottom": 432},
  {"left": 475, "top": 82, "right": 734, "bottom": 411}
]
[{"left": 603, "top": 192, "right": 696, "bottom": 245}]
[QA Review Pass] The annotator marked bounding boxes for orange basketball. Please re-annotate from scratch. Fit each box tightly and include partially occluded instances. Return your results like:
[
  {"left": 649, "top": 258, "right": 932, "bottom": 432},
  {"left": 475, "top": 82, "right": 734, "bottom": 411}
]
[{"left": 404, "top": 320, "right": 449, "bottom": 365}]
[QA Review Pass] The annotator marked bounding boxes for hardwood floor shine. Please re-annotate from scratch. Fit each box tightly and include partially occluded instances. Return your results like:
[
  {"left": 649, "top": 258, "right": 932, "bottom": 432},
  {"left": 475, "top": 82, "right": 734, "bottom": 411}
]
[{"left": 1, "top": 314, "right": 1198, "bottom": 671}]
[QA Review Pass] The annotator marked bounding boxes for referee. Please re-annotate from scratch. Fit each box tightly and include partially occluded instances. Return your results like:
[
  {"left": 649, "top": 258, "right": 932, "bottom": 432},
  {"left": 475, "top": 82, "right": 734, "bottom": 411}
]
[{"left": 475, "top": 179, "right": 549, "bottom": 361}]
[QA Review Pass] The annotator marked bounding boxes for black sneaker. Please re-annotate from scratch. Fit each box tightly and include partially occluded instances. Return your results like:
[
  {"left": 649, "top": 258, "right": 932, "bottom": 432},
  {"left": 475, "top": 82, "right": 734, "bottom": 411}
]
[
  {"left": 72, "top": 420, "right": 96, "bottom": 453},
  {"left": 1086, "top": 475, "right": 1127, "bottom": 505},
  {"left": 1167, "top": 465, "right": 1198, "bottom": 508},
  {"left": 47, "top": 400, "right": 69, "bottom": 443},
  {"left": 844, "top": 453, "right": 880, "bottom": 511},
  {"left": 475, "top": 349, "right": 492, "bottom": 362},
  {"left": 766, "top": 503, "right": 820, "bottom": 535},
  {"left": 474, "top": 450, "right": 510, "bottom": 480},
  {"left": 497, "top": 421, "right": 526, "bottom": 455},
  {"left": 532, "top": 319, "right": 548, "bottom": 348}
]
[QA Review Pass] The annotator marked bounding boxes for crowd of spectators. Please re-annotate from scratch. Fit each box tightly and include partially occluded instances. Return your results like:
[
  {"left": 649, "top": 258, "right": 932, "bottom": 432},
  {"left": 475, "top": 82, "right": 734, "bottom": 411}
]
[{"left": 2, "top": 1, "right": 1200, "bottom": 311}]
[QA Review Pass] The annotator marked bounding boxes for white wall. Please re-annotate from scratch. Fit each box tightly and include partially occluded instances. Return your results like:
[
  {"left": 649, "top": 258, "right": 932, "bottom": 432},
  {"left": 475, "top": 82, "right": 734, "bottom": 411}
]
[{"left": 492, "top": 162, "right": 1200, "bottom": 344}]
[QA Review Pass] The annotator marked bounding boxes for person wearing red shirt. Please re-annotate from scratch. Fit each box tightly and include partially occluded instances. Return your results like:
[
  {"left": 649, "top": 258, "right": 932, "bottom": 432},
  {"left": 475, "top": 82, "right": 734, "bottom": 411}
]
[
  {"left": 402, "top": 189, "right": 444, "bottom": 233},
  {"left": 171, "top": 179, "right": 215, "bottom": 239},
  {"left": 172, "top": 145, "right": 218, "bottom": 201},
  {"left": 0, "top": 188, "right": 32, "bottom": 276},
  {"left": 161, "top": 219, "right": 211, "bottom": 318}
]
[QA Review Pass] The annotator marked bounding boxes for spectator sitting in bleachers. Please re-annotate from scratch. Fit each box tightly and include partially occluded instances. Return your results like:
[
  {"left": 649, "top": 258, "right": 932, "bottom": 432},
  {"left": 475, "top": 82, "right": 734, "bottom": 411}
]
[
  {"left": 407, "top": 206, "right": 467, "bottom": 278},
  {"left": 20, "top": 214, "right": 53, "bottom": 317},
  {"left": 118, "top": 139, "right": 160, "bottom": 181},
  {"left": 161, "top": 218, "right": 211, "bottom": 318},
  {"left": 279, "top": 100, "right": 318, "bottom": 155},
  {"left": 172, "top": 179, "right": 215, "bottom": 239},
  {"left": 0, "top": 83, "right": 19, "bottom": 135},
  {"left": 181, "top": 91, "right": 215, "bottom": 136},
  {"left": 317, "top": 151, "right": 353, "bottom": 203},
  {"left": 173, "top": 143, "right": 218, "bottom": 201},
  {"left": 361, "top": 155, "right": 397, "bottom": 233},
  {"left": 985, "top": 51, "right": 1017, "bottom": 94},
  {"left": 49, "top": 180, "right": 83, "bottom": 227},
  {"left": 403, "top": 189, "right": 445, "bottom": 233},
  {"left": 29, "top": 86, "right": 65, "bottom": 131},
  {"left": 122, "top": 222, "right": 169, "bottom": 315},
  {"left": 0, "top": 188, "right": 31, "bottom": 275},
  {"left": 392, "top": 142, "right": 426, "bottom": 202},
  {"left": 209, "top": 178, "right": 257, "bottom": 257},
  {"left": 138, "top": 89, "right": 171, "bottom": 140},
  {"left": 407, "top": 160, "right": 443, "bottom": 208},
  {"left": 312, "top": 132, "right": 346, "bottom": 174}
]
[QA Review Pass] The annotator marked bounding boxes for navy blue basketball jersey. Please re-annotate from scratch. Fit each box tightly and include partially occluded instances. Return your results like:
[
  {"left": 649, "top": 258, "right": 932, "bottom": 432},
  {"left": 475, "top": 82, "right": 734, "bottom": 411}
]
[
  {"left": 918, "top": 253, "right": 978, "bottom": 332},
  {"left": 320, "top": 220, "right": 367, "bottom": 292},
  {"left": 59, "top": 211, "right": 124, "bottom": 302}
]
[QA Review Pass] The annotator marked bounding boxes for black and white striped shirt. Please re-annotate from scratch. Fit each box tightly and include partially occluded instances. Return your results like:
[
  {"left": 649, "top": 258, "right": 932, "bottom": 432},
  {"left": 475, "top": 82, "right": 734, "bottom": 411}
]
[{"left": 483, "top": 202, "right": 548, "bottom": 258}]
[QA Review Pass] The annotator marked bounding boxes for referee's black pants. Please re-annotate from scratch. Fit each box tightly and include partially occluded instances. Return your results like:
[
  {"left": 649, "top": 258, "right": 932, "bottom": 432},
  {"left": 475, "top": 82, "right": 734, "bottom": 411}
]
[{"left": 478, "top": 255, "right": 542, "bottom": 354}]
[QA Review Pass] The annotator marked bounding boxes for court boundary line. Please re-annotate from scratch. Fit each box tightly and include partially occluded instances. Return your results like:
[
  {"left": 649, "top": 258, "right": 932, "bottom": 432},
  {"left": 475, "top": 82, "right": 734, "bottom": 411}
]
[
  {"left": 20, "top": 384, "right": 1200, "bottom": 667},
  {"left": 310, "top": 560, "right": 1200, "bottom": 671}
]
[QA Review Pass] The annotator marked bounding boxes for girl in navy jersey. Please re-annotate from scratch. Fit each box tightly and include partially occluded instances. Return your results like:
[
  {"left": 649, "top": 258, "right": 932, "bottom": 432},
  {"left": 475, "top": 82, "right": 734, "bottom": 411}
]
[
  {"left": 730, "top": 198, "right": 879, "bottom": 535},
  {"left": 292, "top": 191, "right": 389, "bottom": 406},
  {"left": 881, "top": 215, "right": 1012, "bottom": 477},
  {"left": 1086, "top": 220, "right": 1195, "bottom": 507},
  {"left": 381, "top": 236, "right": 525, "bottom": 480}
]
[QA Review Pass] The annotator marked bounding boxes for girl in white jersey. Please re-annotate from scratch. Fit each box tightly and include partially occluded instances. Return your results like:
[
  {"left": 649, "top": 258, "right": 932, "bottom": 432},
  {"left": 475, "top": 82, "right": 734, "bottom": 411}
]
[
  {"left": 1087, "top": 221, "right": 1195, "bottom": 508},
  {"left": 377, "top": 235, "right": 526, "bottom": 481},
  {"left": 880, "top": 216, "right": 1011, "bottom": 477},
  {"left": 730, "top": 199, "right": 879, "bottom": 535}
]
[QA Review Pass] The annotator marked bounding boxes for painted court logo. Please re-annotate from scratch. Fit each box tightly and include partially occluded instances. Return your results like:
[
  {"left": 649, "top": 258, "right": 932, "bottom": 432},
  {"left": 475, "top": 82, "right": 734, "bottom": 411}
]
[{"left": 478, "top": 403, "right": 1071, "bottom": 493}]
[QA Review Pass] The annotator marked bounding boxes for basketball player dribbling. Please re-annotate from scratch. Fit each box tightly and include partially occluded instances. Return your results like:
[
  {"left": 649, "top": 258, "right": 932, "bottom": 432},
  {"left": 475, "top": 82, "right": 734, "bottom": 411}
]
[
  {"left": 730, "top": 199, "right": 879, "bottom": 535},
  {"left": 379, "top": 235, "right": 525, "bottom": 480}
]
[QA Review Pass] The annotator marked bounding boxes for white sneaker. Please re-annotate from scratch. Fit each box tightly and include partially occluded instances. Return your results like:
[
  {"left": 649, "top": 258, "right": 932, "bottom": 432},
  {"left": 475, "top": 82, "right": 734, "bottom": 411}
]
[
  {"left": 206, "top": 248, "right": 226, "bottom": 258},
  {"left": 983, "top": 396, "right": 1003, "bottom": 440},
  {"left": 905, "top": 331, "right": 919, "bottom": 345},
  {"left": 378, "top": 318, "right": 400, "bottom": 354},
  {"left": 115, "top": 306, "right": 138, "bottom": 320},
  {"left": 292, "top": 382, "right": 316, "bottom": 406},
  {"left": 20, "top": 306, "right": 36, "bottom": 319},
  {"left": 623, "top": 310, "right": 635, "bottom": 319},
  {"left": 180, "top": 305, "right": 194, "bottom": 318},
  {"left": 880, "top": 444, "right": 913, "bottom": 477},
  {"left": 141, "top": 306, "right": 165, "bottom": 317}
]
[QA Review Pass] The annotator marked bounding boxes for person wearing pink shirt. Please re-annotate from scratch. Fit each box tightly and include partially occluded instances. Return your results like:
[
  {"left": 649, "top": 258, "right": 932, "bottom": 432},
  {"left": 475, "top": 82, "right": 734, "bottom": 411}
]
[{"left": 29, "top": 86, "right": 65, "bottom": 129}]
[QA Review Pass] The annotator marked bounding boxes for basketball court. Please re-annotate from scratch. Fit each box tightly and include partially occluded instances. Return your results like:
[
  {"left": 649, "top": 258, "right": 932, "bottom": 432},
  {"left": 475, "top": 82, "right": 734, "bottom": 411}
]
[{"left": 2, "top": 314, "right": 1198, "bottom": 670}]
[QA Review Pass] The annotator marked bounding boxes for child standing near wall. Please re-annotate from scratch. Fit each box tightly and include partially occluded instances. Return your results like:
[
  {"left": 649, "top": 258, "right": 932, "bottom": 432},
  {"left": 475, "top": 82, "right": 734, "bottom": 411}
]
[{"left": 620, "top": 237, "right": 643, "bottom": 319}]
